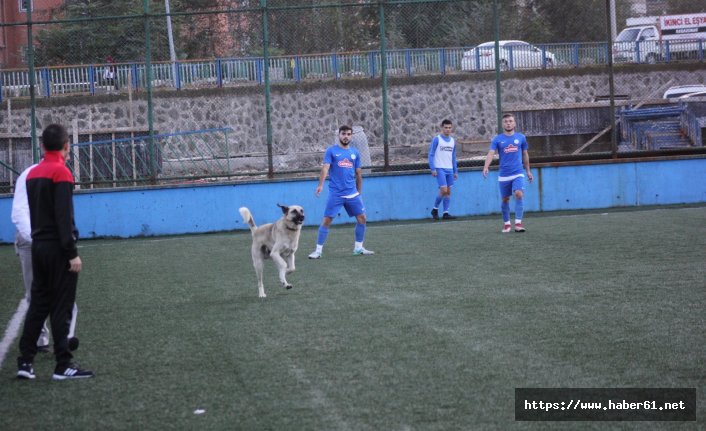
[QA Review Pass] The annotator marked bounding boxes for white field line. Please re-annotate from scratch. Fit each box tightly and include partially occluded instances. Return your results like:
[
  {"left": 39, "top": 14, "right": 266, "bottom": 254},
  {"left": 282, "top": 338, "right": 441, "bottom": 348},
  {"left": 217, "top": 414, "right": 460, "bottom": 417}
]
[{"left": 0, "top": 299, "right": 28, "bottom": 370}]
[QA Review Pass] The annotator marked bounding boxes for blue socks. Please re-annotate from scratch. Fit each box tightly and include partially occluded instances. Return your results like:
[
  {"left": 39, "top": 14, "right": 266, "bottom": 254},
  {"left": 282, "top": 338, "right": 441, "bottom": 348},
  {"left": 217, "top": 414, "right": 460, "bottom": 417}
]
[
  {"left": 501, "top": 201, "right": 510, "bottom": 223},
  {"left": 442, "top": 197, "right": 450, "bottom": 212},
  {"left": 515, "top": 198, "right": 524, "bottom": 221},
  {"left": 318, "top": 224, "right": 366, "bottom": 246},
  {"left": 434, "top": 195, "right": 442, "bottom": 208},
  {"left": 354, "top": 223, "right": 366, "bottom": 242},
  {"left": 316, "top": 226, "right": 329, "bottom": 246}
]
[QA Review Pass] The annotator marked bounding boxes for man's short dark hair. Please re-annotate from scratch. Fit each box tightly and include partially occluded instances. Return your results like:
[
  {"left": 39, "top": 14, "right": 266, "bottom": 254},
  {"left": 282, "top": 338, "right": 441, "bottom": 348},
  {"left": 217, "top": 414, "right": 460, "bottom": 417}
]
[
  {"left": 441, "top": 119, "right": 453, "bottom": 126},
  {"left": 338, "top": 125, "right": 353, "bottom": 134},
  {"left": 41, "top": 124, "right": 69, "bottom": 151},
  {"left": 502, "top": 113, "right": 515, "bottom": 119}
]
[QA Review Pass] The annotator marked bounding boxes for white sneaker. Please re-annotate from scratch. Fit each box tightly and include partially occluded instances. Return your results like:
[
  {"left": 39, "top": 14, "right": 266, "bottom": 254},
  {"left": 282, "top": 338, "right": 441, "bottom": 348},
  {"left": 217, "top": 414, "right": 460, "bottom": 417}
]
[
  {"left": 502, "top": 224, "right": 511, "bottom": 233},
  {"left": 308, "top": 250, "right": 322, "bottom": 259},
  {"left": 353, "top": 247, "right": 375, "bottom": 256}
]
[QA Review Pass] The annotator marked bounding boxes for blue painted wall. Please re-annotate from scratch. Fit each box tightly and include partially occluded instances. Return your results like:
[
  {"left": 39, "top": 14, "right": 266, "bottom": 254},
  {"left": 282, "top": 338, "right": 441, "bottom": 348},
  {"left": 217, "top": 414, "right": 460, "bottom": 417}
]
[{"left": 1, "top": 157, "right": 704, "bottom": 244}]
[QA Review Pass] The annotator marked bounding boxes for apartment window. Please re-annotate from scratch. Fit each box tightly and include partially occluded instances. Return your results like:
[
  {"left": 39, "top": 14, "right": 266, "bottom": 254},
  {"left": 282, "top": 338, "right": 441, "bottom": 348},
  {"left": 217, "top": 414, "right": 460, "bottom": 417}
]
[{"left": 20, "top": 0, "right": 33, "bottom": 12}]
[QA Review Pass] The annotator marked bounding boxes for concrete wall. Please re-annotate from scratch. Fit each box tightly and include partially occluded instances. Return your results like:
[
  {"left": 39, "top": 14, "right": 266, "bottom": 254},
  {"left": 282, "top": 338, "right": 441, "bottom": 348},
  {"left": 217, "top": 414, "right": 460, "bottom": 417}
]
[
  {"left": 1, "top": 157, "right": 704, "bottom": 244},
  {"left": 2, "top": 64, "right": 705, "bottom": 154}
]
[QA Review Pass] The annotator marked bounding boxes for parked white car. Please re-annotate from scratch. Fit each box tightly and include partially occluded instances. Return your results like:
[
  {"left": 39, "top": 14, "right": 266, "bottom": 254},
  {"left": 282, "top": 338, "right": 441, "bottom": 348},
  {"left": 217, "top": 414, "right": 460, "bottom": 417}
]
[
  {"left": 461, "top": 40, "right": 556, "bottom": 71},
  {"left": 678, "top": 91, "right": 706, "bottom": 99},
  {"left": 662, "top": 85, "right": 706, "bottom": 98}
]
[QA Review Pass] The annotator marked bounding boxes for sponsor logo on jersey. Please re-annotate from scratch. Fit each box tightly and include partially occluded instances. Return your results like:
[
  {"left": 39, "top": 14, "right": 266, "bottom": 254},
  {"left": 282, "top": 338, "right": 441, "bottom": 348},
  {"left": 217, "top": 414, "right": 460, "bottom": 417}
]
[
  {"left": 503, "top": 143, "right": 519, "bottom": 154},
  {"left": 338, "top": 158, "right": 354, "bottom": 168}
]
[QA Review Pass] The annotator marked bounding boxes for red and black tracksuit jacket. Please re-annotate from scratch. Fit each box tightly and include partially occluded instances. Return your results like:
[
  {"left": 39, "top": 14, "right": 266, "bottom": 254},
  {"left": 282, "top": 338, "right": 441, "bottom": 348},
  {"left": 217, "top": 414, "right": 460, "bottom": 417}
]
[{"left": 26, "top": 151, "right": 79, "bottom": 257}]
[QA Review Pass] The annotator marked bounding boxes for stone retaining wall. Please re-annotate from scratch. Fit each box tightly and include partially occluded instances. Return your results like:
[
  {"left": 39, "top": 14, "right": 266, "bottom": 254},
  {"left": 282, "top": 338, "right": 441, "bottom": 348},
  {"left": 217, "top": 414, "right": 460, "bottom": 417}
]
[{"left": 2, "top": 64, "right": 704, "bottom": 161}]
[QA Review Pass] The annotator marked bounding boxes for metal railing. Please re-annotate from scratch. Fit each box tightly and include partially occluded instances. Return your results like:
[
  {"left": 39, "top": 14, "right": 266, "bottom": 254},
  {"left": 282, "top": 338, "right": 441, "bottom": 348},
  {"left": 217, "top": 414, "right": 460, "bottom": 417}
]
[
  {"left": 68, "top": 128, "right": 233, "bottom": 188},
  {"left": 3, "top": 40, "right": 704, "bottom": 101}
]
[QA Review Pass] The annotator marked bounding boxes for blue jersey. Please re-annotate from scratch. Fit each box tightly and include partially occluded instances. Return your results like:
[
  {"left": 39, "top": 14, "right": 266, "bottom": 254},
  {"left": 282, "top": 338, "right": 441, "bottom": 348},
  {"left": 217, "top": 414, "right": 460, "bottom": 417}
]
[
  {"left": 324, "top": 144, "right": 361, "bottom": 196},
  {"left": 490, "top": 132, "right": 528, "bottom": 178}
]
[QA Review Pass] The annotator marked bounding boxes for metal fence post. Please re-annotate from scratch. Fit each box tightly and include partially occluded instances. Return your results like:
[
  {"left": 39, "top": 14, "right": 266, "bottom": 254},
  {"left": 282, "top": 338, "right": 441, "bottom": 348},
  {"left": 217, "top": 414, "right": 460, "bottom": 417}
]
[
  {"left": 541, "top": 46, "right": 547, "bottom": 68},
  {"left": 405, "top": 50, "right": 412, "bottom": 76},
  {"left": 332, "top": 53, "right": 339, "bottom": 79},
  {"left": 131, "top": 64, "right": 139, "bottom": 89},
  {"left": 256, "top": 59, "right": 263, "bottom": 84},
  {"left": 605, "top": 0, "right": 617, "bottom": 157},
  {"left": 42, "top": 69, "right": 51, "bottom": 98},
  {"left": 26, "top": 5, "right": 39, "bottom": 162},
  {"left": 294, "top": 56, "right": 301, "bottom": 82},
  {"left": 261, "top": 0, "right": 273, "bottom": 178},
  {"left": 379, "top": 0, "right": 389, "bottom": 170},
  {"left": 143, "top": 0, "right": 157, "bottom": 181},
  {"left": 89, "top": 65, "right": 95, "bottom": 95},
  {"left": 493, "top": 0, "right": 501, "bottom": 132},
  {"left": 440, "top": 48, "right": 446, "bottom": 75},
  {"left": 175, "top": 61, "right": 181, "bottom": 90},
  {"left": 368, "top": 51, "right": 376, "bottom": 78},
  {"left": 216, "top": 59, "right": 223, "bottom": 87}
]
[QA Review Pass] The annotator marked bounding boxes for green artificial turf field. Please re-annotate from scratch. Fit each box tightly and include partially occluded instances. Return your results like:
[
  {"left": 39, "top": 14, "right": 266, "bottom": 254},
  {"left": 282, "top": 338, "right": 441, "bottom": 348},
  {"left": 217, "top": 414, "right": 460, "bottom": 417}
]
[{"left": 1, "top": 206, "right": 704, "bottom": 430}]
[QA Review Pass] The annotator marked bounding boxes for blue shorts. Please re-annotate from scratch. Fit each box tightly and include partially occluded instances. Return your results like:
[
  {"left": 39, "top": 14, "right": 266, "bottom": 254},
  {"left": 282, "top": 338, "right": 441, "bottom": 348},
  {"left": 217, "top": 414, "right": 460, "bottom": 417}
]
[
  {"left": 324, "top": 194, "right": 366, "bottom": 218},
  {"left": 435, "top": 168, "right": 455, "bottom": 188},
  {"left": 499, "top": 176, "right": 525, "bottom": 198}
]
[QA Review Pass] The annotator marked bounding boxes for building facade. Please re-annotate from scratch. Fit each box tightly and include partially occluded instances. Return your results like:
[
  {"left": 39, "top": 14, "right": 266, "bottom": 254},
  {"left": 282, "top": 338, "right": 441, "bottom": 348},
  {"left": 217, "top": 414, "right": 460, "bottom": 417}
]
[{"left": 0, "top": 0, "right": 62, "bottom": 68}]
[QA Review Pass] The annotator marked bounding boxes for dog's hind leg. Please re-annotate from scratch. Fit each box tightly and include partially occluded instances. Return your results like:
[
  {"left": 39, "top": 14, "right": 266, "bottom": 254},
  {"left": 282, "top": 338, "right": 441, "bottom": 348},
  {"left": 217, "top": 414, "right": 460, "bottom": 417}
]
[
  {"left": 270, "top": 251, "right": 293, "bottom": 290},
  {"left": 253, "top": 253, "right": 267, "bottom": 298}
]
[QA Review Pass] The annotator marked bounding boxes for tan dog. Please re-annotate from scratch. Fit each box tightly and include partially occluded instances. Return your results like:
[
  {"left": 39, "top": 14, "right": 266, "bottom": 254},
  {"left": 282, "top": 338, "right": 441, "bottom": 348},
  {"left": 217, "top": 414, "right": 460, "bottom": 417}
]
[{"left": 239, "top": 204, "right": 305, "bottom": 298}]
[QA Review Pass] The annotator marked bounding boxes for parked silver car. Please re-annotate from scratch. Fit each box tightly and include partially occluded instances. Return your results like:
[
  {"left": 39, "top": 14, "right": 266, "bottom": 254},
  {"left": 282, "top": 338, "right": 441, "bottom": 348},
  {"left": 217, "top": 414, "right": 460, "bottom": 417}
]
[{"left": 461, "top": 40, "right": 556, "bottom": 71}]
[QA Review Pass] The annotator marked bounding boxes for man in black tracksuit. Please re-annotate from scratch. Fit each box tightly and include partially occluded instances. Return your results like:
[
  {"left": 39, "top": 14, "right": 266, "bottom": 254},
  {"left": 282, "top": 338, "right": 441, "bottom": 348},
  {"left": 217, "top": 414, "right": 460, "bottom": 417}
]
[{"left": 17, "top": 124, "right": 94, "bottom": 380}]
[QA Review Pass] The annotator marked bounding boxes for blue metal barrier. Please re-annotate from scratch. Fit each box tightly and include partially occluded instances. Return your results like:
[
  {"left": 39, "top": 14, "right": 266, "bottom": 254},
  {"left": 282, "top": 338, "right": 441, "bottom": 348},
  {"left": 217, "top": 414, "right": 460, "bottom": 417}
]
[{"left": 1, "top": 40, "right": 705, "bottom": 100}]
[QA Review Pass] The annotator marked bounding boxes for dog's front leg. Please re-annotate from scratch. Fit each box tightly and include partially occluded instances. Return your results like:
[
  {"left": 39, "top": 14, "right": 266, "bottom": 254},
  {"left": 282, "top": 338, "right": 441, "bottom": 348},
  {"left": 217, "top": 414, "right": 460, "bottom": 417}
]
[
  {"left": 286, "top": 253, "right": 295, "bottom": 274},
  {"left": 270, "top": 249, "right": 293, "bottom": 290}
]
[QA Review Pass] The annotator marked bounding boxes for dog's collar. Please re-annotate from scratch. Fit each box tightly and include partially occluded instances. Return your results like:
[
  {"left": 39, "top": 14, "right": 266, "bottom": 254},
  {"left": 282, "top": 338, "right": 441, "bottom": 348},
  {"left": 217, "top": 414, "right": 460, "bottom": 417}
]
[{"left": 285, "top": 226, "right": 298, "bottom": 232}]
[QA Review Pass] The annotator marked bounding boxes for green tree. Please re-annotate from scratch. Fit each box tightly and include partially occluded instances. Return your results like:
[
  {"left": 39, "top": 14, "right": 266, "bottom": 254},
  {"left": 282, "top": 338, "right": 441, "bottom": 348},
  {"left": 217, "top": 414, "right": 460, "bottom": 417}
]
[
  {"left": 264, "top": 1, "right": 378, "bottom": 55},
  {"left": 34, "top": 0, "right": 175, "bottom": 66},
  {"left": 383, "top": 1, "right": 492, "bottom": 49}
]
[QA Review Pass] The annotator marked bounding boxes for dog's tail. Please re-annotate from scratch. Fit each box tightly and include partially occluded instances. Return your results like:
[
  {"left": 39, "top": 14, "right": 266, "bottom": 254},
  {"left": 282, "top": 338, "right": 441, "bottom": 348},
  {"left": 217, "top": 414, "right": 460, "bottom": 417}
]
[{"left": 239, "top": 207, "right": 257, "bottom": 233}]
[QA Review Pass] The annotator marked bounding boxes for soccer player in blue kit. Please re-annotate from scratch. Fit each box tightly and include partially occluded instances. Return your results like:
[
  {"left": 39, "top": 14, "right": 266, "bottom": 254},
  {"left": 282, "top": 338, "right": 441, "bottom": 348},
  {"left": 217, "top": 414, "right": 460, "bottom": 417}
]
[
  {"left": 482, "top": 113, "right": 534, "bottom": 233},
  {"left": 428, "top": 119, "right": 458, "bottom": 220},
  {"left": 308, "top": 125, "right": 374, "bottom": 259}
]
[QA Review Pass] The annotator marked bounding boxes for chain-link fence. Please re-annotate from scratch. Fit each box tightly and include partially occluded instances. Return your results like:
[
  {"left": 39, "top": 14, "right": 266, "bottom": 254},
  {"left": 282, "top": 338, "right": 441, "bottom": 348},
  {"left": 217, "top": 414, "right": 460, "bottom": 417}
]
[{"left": 1, "top": 0, "right": 705, "bottom": 191}]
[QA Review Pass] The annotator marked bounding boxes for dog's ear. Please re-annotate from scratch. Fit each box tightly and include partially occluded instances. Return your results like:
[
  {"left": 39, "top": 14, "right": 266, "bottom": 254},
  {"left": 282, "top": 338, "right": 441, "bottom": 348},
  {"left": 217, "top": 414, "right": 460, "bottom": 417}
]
[{"left": 277, "top": 203, "right": 289, "bottom": 214}]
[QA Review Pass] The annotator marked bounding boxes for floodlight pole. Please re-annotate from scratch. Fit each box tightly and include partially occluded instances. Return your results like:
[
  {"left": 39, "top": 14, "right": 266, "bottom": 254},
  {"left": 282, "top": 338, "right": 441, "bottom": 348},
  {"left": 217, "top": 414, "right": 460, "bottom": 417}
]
[{"left": 165, "top": 0, "right": 178, "bottom": 82}]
